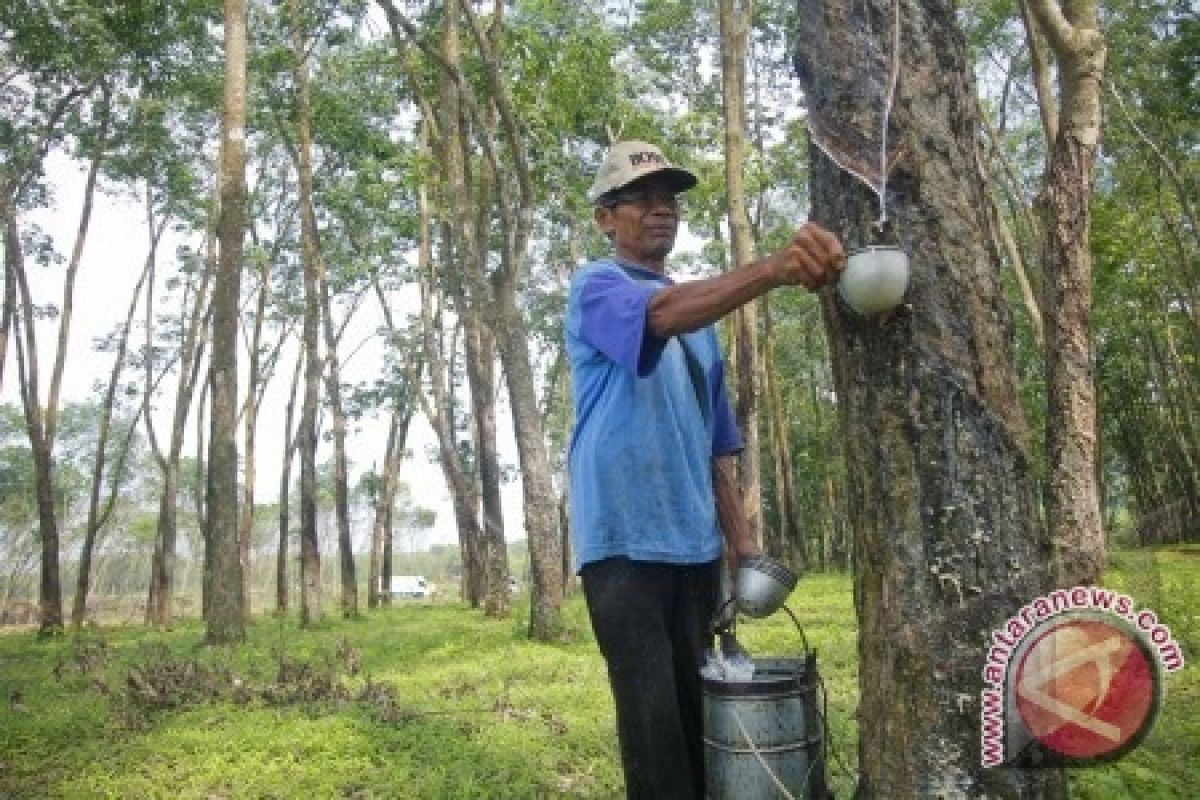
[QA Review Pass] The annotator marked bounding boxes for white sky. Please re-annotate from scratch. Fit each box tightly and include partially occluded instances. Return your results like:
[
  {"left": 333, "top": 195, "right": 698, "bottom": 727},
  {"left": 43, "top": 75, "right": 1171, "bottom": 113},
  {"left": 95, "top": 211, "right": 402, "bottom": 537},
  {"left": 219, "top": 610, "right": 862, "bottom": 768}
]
[{"left": 5, "top": 154, "right": 526, "bottom": 550}]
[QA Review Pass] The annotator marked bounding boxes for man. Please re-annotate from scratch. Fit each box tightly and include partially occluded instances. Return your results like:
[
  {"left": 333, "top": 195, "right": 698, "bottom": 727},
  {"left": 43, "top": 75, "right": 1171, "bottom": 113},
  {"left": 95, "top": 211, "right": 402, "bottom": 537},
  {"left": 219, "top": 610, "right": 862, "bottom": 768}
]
[{"left": 564, "top": 140, "right": 845, "bottom": 799}]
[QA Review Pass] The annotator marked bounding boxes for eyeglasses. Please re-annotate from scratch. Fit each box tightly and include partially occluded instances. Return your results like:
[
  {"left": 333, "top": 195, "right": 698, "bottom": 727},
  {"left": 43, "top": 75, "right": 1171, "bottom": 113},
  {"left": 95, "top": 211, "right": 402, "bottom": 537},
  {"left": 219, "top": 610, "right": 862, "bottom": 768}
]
[{"left": 602, "top": 187, "right": 682, "bottom": 210}]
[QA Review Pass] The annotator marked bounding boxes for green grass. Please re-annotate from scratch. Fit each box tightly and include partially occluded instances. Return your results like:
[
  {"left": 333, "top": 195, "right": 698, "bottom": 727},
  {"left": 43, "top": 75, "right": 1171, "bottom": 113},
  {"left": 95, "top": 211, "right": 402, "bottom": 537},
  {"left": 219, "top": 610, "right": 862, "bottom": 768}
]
[
  {"left": 0, "top": 548, "right": 1195, "bottom": 798},
  {"left": 1069, "top": 546, "right": 1200, "bottom": 800}
]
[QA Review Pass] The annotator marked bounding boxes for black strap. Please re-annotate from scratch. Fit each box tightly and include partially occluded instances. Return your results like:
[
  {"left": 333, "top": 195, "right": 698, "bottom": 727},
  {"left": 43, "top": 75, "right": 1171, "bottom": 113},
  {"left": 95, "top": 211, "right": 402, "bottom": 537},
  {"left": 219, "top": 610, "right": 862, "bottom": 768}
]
[
  {"left": 612, "top": 260, "right": 711, "bottom": 425},
  {"left": 677, "top": 335, "right": 711, "bottom": 426}
]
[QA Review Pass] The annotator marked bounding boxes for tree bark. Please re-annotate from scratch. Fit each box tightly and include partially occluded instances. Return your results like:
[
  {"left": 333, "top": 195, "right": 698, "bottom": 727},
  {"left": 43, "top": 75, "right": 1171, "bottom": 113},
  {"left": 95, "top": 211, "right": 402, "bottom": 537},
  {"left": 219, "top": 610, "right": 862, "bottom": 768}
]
[
  {"left": 465, "top": 312, "right": 510, "bottom": 617},
  {"left": 1026, "top": 0, "right": 1107, "bottom": 587},
  {"left": 368, "top": 414, "right": 400, "bottom": 609},
  {"left": 290, "top": 0, "right": 323, "bottom": 628},
  {"left": 0, "top": 208, "right": 17, "bottom": 396},
  {"left": 276, "top": 348, "right": 303, "bottom": 615},
  {"left": 719, "top": 0, "right": 763, "bottom": 550},
  {"left": 762, "top": 297, "right": 803, "bottom": 568},
  {"left": 205, "top": 0, "right": 248, "bottom": 645},
  {"left": 238, "top": 256, "right": 269, "bottom": 617},
  {"left": 317, "top": 269, "right": 357, "bottom": 618},
  {"left": 794, "top": 1, "right": 1065, "bottom": 795}
]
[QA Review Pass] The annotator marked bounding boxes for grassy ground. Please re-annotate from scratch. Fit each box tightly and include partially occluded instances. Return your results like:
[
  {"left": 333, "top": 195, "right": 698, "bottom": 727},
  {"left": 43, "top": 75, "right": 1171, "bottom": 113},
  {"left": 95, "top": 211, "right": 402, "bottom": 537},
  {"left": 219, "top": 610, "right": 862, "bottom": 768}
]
[{"left": 0, "top": 548, "right": 1195, "bottom": 799}]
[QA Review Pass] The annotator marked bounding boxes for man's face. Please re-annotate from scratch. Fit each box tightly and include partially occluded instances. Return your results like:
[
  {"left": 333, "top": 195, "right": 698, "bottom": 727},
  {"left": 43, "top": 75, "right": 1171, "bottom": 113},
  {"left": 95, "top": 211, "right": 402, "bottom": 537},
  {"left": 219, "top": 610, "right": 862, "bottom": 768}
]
[{"left": 595, "top": 175, "right": 682, "bottom": 267}]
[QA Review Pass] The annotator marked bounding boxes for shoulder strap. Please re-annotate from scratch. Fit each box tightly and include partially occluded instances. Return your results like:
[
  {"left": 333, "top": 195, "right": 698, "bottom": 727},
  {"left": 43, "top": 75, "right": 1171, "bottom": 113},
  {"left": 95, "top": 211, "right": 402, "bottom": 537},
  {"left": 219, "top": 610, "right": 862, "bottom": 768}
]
[
  {"left": 678, "top": 336, "right": 712, "bottom": 426},
  {"left": 611, "top": 261, "right": 711, "bottom": 425}
]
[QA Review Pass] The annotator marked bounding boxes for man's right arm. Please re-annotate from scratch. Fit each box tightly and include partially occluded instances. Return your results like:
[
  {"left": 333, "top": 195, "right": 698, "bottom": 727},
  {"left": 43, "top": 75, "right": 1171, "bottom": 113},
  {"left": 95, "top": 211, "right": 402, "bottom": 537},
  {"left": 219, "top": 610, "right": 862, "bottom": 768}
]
[{"left": 646, "top": 221, "right": 845, "bottom": 338}]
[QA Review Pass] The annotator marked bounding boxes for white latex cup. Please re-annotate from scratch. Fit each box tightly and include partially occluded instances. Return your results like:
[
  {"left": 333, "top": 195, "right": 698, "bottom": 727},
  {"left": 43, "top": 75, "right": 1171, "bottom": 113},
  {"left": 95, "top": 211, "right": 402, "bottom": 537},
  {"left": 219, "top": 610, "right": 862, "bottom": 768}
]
[{"left": 837, "top": 245, "right": 909, "bottom": 315}]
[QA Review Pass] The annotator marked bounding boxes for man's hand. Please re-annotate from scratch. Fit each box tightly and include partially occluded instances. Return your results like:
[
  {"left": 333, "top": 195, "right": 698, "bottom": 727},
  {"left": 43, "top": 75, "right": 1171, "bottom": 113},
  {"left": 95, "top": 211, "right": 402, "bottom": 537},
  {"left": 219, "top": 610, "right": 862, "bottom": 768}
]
[{"left": 768, "top": 222, "right": 846, "bottom": 291}]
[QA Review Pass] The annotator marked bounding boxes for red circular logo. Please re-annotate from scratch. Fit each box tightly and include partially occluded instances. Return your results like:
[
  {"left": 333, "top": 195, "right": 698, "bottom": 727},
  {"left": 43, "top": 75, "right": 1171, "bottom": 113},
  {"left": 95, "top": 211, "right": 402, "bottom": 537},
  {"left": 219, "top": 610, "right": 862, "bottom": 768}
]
[{"left": 1014, "top": 615, "right": 1159, "bottom": 761}]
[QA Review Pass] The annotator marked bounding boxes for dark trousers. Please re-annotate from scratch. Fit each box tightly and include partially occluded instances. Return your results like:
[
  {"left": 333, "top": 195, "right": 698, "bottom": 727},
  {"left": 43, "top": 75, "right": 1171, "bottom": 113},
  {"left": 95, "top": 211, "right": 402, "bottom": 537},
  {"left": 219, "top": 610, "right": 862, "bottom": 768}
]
[{"left": 581, "top": 557, "right": 721, "bottom": 800}]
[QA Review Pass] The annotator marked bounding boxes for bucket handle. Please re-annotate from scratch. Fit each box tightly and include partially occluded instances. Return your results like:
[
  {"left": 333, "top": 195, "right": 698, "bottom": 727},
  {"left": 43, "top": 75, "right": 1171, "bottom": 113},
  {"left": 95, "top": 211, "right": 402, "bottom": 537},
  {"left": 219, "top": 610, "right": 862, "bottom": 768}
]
[
  {"left": 712, "top": 596, "right": 810, "bottom": 658},
  {"left": 782, "top": 604, "right": 811, "bottom": 656}
]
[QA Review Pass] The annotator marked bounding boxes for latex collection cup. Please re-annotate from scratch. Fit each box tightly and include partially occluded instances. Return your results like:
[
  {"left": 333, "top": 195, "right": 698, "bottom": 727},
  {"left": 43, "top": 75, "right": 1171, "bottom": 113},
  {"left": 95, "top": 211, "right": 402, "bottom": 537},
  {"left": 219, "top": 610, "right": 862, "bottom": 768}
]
[
  {"left": 735, "top": 554, "right": 797, "bottom": 619},
  {"left": 837, "top": 245, "right": 909, "bottom": 315}
]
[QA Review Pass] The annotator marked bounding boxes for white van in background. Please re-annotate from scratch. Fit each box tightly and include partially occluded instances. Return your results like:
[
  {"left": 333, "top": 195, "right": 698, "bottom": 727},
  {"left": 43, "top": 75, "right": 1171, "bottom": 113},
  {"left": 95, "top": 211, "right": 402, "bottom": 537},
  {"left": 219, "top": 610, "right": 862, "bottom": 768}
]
[{"left": 386, "top": 575, "right": 430, "bottom": 598}]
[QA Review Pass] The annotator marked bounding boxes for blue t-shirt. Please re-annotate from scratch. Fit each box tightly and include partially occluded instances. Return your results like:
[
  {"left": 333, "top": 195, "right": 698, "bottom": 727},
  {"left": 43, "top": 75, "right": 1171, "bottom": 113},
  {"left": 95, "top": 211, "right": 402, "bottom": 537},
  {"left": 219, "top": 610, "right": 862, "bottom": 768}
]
[{"left": 565, "top": 258, "right": 743, "bottom": 571}]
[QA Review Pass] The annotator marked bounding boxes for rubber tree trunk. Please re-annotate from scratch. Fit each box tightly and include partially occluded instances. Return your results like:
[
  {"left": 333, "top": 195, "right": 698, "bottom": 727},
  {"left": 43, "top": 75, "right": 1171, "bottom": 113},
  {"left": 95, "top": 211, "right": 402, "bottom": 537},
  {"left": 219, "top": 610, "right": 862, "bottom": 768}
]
[
  {"left": 465, "top": 313, "right": 510, "bottom": 617},
  {"left": 794, "top": 1, "right": 1064, "bottom": 795},
  {"left": 290, "top": 0, "right": 323, "bottom": 628},
  {"left": 276, "top": 350, "right": 303, "bottom": 615},
  {"left": 719, "top": 0, "right": 763, "bottom": 548},
  {"left": 205, "top": 0, "right": 248, "bottom": 645},
  {"left": 1026, "top": 0, "right": 1107, "bottom": 587}
]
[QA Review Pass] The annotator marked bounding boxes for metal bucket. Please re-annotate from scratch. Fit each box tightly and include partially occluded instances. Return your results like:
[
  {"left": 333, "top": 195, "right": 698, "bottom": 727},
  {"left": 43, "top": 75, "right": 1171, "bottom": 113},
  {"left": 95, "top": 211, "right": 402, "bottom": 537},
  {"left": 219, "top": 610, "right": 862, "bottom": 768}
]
[{"left": 702, "top": 651, "right": 830, "bottom": 800}]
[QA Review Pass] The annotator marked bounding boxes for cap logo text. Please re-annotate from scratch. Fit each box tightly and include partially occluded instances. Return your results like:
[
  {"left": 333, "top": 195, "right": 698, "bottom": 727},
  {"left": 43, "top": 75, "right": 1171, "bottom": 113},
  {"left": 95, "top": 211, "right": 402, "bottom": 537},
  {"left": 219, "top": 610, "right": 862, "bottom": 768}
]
[{"left": 629, "top": 151, "right": 666, "bottom": 167}]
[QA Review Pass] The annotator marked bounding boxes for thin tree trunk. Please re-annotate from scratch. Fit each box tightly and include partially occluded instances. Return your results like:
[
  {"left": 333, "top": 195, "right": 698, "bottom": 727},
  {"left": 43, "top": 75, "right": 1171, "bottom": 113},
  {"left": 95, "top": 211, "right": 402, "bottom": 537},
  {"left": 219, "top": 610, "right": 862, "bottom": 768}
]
[
  {"left": 196, "top": 369, "right": 210, "bottom": 617},
  {"left": 0, "top": 207, "right": 17, "bottom": 395},
  {"left": 719, "top": 0, "right": 763, "bottom": 549},
  {"left": 317, "top": 271, "right": 357, "bottom": 618},
  {"left": 415, "top": 308, "right": 483, "bottom": 606},
  {"left": 1026, "top": 0, "right": 1107, "bottom": 587},
  {"left": 368, "top": 414, "right": 399, "bottom": 609},
  {"left": 976, "top": 145, "right": 1044, "bottom": 349},
  {"left": 762, "top": 297, "right": 803, "bottom": 569},
  {"left": 369, "top": 255, "right": 425, "bottom": 611},
  {"left": 465, "top": 313, "right": 509, "bottom": 617},
  {"left": 15, "top": 324, "right": 63, "bottom": 634},
  {"left": 73, "top": 195, "right": 161, "bottom": 627},
  {"left": 276, "top": 347, "right": 303, "bottom": 615},
  {"left": 205, "top": 0, "right": 248, "bottom": 644},
  {"left": 238, "top": 256, "right": 270, "bottom": 617},
  {"left": 460, "top": 0, "right": 563, "bottom": 639},
  {"left": 289, "top": 0, "right": 323, "bottom": 628},
  {"left": 1019, "top": 0, "right": 1059, "bottom": 145},
  {"left": 145, "top": 199, "right": 215, "bottom": 629}
]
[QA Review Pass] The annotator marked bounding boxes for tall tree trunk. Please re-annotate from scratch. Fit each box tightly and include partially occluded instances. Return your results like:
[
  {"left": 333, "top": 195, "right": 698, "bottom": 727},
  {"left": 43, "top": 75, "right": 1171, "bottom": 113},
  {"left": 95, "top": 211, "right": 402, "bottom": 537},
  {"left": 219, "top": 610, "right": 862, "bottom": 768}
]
[
  {"left": 719, "top": 0, "right": 763, "bottom": 549},
  {"left": 370, "top": 397, "right": 418, "bottom": 608},
  {"left": 318, "top": 272, "right": 357, "bottom": 618},
  {"left": 490, "top": 292, "right": 563, "bottom": 636},
  {"left": 0, "top": 207, "right": 17, "bottom": 395},
  {"left": 276, "top": 348, "right": 303, "bottom": 615},
  {"left": 459, "top": 0, "right": 563, "bottom": 639},
  {"left": 15, "top": 345, "right": 62, "bottom": 633},
  {"left": 145, "top": 184, "right": 215, "bottom": 629},
  {"left": 368, "top": 414, "right": 399, "bottom": 609},
  {"left": 794, "top": 1, "right": 1064, "bottom": 795},
  {"left": 73, "top": 198, "right": 160, "bottom": 626},
  {"left": 433, "top": 0, "right": 486, "bottom": 608},
  {"left": 465, "top": 313, "right": 509, "bottom": 617},
  {"left": 415, "top": 306, "right": 483, "bottom": 606},
  {"left": 762, "top": 298, "right": 803, "bottom": 569},
  {"left": 290, "top": 0, "right": 323, "bottom": 628},
  {"left": 1026, "top": 0, "right": 1107, "bottom": 587},
  {"left": 206, "top": 0, "right": 248, "bottom": 645},
  {"left": 197, "top": 373, "right": 211, "bottom": 617},
  {"left": 238, "top": 257, "right": 269, "bottom": 617},
  {"left": 368, "top": 246, "right": 425, "bottom": 611}
]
